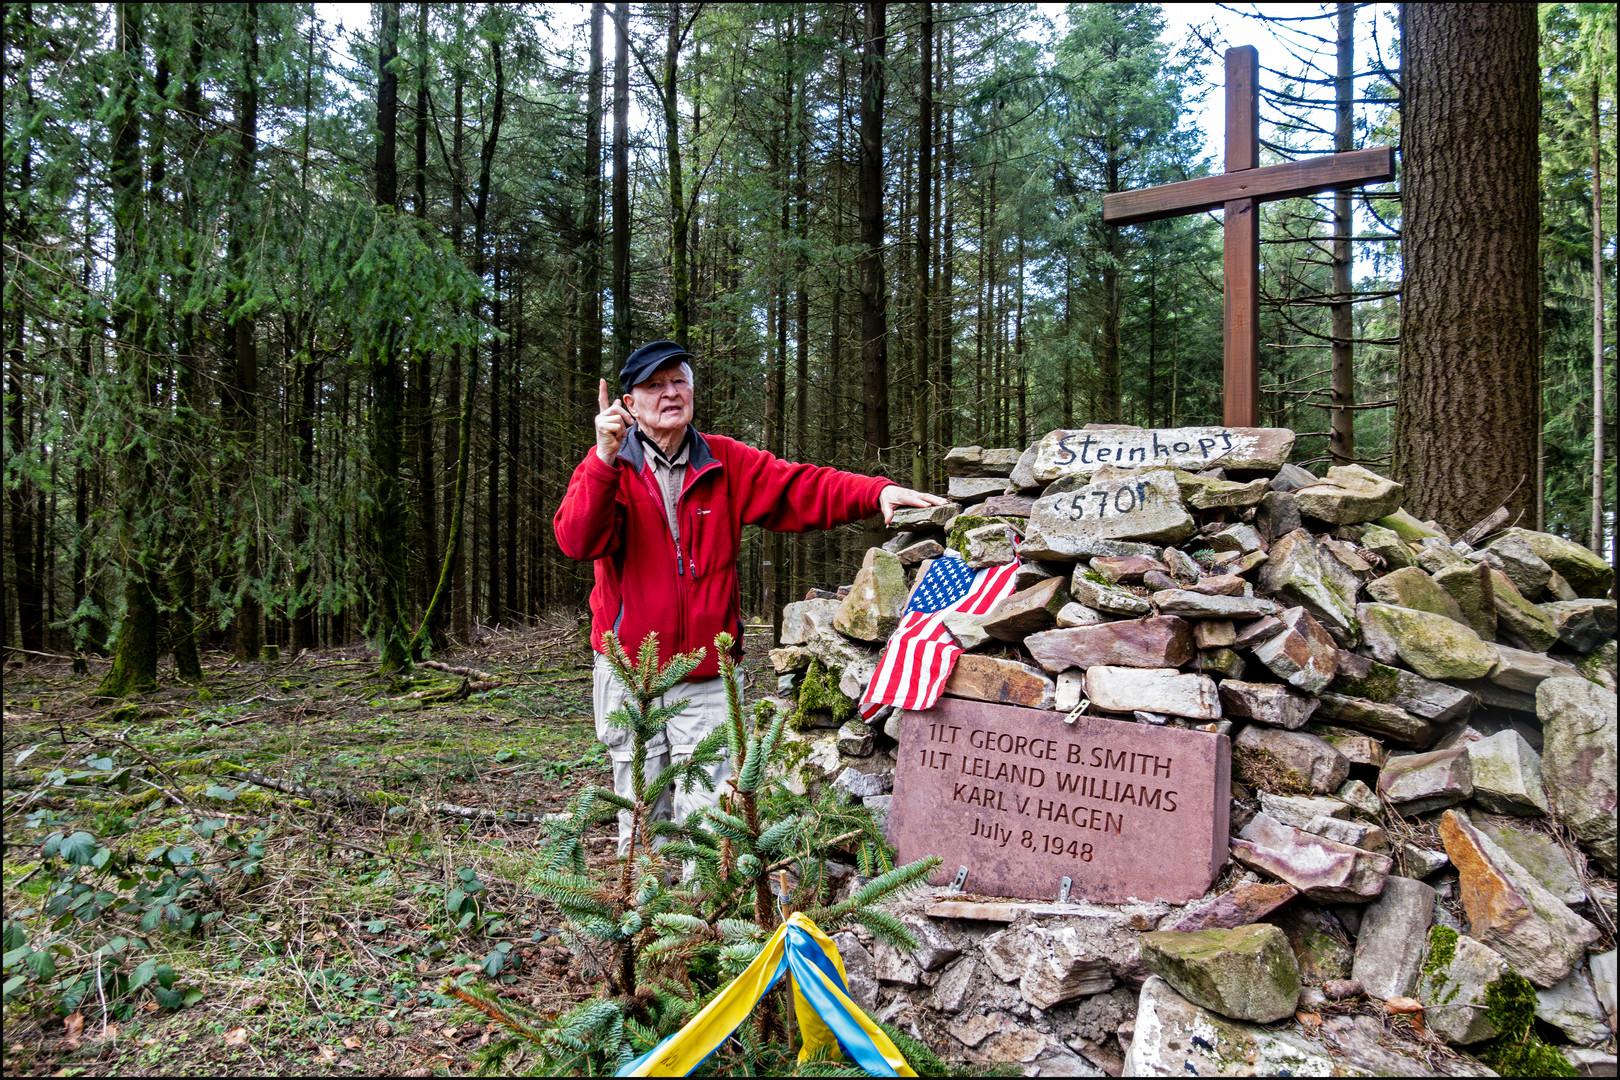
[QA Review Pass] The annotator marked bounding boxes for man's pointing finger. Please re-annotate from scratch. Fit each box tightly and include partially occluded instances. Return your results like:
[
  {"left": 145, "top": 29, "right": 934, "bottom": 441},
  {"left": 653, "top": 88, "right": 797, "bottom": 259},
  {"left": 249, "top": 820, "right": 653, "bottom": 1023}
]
[{"left": 598, "top": 378, "right": 612, "bottom": 413}]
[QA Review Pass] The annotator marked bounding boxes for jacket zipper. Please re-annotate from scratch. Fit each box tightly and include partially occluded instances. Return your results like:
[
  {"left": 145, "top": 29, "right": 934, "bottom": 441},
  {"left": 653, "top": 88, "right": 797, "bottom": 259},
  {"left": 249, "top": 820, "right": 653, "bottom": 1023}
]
[{"left": 642, "top": 453, "right": 721, "bottom": 659}]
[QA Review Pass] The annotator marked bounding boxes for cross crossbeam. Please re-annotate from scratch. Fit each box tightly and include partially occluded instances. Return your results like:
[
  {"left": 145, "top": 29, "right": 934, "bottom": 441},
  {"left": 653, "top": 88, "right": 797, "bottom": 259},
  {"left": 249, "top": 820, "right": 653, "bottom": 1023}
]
[
  {"left": 1100, "top": 47, "right": 1396, "bottom": 427},
  {"left": 1100, "top": 147, "right": 1396, "bottom": 227}
]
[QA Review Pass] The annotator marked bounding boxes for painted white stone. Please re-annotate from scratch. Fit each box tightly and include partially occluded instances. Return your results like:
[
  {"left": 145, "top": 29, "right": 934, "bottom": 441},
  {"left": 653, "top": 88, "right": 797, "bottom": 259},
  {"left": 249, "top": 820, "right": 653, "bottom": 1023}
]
[
  {"left": 1023, "top": 470, "right": 1196, "bottom": 554},
  {"left": 1028, "top": 427, "right": 1296, "bottom": 485},
  {"left": 1084, "top": 665, "right": 1221, "bottom": 720}
]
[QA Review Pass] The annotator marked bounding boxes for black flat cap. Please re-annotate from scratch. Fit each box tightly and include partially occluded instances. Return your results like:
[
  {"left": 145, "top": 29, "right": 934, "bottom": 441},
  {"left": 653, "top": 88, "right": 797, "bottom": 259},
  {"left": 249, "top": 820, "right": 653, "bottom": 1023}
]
[{"left": 620, "top": 340, "right": 694, "bottom": 391}]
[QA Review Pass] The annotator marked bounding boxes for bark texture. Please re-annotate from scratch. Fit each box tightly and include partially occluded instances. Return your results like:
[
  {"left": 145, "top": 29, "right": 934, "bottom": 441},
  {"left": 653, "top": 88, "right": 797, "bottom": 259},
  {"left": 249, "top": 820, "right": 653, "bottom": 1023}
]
[
  {"left": 858, "top": 1, "right": 887, "bottom": 476},
  {"left": 1395, "top": 3, "right": 1540, "bottom": 529}
]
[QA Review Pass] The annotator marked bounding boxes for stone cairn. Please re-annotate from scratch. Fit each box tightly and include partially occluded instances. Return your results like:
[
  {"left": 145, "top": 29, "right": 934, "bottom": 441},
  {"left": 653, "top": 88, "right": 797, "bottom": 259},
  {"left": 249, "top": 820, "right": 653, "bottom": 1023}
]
[{"left": 769, "top": 427, "right": 1617, "bottom": 1076}]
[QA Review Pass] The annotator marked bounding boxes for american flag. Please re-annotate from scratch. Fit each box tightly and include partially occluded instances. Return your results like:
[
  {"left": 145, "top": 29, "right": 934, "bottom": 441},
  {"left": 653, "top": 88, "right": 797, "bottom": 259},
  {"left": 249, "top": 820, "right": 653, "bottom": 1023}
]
[{"left": 859, "top": 551, "right": 1022, "bottom": 719}]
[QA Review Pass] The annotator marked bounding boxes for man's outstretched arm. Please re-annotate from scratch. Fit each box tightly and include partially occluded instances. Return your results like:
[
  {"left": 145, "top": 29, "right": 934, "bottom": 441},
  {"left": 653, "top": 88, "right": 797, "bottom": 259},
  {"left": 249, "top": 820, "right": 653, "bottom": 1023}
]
[
  {"left": 877, "top": 483, "right": 949, "bottom": 524},
  {"left": 730, "top": 440, "right": 949, "bottom": 532}
]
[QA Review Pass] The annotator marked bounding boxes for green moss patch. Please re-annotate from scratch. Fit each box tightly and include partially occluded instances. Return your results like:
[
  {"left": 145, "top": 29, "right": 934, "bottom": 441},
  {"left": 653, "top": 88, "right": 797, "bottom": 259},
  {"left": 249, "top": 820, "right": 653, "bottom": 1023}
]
[
  {"left": 1478, "top": 970, "right": 1576, "bottom": 1078},
  {"left": 789, "top": 659, "right": 853, "bottom": 731}
]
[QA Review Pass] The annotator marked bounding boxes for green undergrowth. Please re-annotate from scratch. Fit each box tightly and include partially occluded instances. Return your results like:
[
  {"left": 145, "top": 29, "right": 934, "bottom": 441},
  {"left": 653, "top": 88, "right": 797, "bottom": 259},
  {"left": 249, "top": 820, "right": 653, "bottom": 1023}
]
[{"left": 1, "top": 643, "right": 618, "bottom": 1074}]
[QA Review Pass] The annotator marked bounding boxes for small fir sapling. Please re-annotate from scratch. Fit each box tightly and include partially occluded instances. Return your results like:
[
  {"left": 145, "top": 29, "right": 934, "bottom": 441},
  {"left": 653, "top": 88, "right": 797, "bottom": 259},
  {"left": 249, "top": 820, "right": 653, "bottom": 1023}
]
[{"left": 470, "top": 632, "right": 941, "bottom": 1075}]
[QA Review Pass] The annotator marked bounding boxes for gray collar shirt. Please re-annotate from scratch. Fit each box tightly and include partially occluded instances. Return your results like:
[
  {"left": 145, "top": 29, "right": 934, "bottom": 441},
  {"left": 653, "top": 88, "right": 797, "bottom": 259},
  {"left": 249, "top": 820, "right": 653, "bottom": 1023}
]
[{"left": 636, "top": 429, "right": 691, "bottom": 546}]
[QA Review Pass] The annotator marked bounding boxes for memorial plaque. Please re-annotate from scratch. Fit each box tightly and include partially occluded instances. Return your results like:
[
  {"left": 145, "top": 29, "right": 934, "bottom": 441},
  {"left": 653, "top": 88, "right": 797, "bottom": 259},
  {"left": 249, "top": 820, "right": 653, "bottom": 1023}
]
[
  {"left": 890, "top": 697, "right": 1230, "bottom": 904},
  {"left": 1027, "top": 426, "right": 1296, "bottom": 485}
]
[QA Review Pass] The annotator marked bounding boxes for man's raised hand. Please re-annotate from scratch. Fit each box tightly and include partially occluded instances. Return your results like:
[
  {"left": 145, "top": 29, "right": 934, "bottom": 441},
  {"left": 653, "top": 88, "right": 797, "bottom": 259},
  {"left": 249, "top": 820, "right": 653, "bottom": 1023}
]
[
  {"left": 877, "top": 484, "right": 950, "bottom": 525},
  {"left": 594, "top": 379, "right": 633, "bottom": 464}
]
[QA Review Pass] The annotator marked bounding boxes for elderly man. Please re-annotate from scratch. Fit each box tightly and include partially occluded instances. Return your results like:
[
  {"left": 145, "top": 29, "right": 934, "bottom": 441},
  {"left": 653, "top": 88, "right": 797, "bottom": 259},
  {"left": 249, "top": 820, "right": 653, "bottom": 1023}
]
[{"left": 554, "top": 340, "right": 945, "bottom": 854}]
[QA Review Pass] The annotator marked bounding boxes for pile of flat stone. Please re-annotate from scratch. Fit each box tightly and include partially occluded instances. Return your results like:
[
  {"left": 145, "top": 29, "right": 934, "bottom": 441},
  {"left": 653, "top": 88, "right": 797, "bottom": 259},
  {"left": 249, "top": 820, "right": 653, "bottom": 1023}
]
[{"left": 770, "top": 424, "right": 1617, "bottom": 1076}]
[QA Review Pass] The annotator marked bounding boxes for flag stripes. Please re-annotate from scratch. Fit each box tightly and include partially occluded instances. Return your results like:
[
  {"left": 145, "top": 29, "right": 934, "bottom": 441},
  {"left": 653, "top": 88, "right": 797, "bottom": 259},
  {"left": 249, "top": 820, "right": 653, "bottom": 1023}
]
[{"left": 859, "top": 554, "right": 1021, "bottom": 718}]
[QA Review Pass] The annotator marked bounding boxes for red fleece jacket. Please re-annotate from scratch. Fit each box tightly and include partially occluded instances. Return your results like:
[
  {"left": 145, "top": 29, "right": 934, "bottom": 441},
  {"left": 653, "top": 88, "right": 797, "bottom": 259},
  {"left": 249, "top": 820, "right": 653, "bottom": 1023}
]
[{"left": 553, "top": 430, "right": 892, "bottom": 679}]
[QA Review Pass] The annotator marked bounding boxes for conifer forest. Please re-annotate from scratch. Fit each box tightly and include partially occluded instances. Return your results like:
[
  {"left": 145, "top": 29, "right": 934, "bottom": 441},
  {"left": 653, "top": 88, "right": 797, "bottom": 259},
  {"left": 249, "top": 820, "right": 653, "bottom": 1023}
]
[
  {"left": 3, "top": 3, "right": 1615, "bottom": 673},
  {"left": 0, "top": 3, "right": 1615, "bottom": 1075}
]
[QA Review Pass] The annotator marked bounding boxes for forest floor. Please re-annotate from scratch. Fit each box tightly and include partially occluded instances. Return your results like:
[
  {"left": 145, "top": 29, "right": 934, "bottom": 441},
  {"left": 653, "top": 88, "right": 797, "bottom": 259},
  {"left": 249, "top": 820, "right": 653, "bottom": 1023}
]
[{"left": 1, "top": 617, "right": 777, "bottom": 1077}]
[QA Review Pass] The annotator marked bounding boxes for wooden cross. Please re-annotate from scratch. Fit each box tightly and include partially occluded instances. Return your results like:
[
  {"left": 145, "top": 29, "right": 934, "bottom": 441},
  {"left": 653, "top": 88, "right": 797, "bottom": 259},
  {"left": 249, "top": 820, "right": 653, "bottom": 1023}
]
[{"left": 1102, "top": 46, "right": 1396, "bottom": 427}]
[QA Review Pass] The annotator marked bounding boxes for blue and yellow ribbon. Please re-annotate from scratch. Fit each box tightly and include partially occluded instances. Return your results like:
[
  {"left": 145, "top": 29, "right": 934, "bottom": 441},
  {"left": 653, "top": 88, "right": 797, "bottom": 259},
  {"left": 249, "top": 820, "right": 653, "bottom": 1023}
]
[{"left": 616, "top": 912, "right": 916, "bottom": 1077}]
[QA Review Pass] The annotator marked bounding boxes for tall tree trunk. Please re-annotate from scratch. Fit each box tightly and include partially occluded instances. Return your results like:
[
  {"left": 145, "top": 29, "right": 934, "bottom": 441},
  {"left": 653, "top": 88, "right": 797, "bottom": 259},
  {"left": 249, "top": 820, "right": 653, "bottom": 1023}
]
[
  {"left": 100, "top": 2, "right": 159, "bottom": 696},
  {"left": 448, "top": 55, "right": 469, "bottom": 641},
  {"left": 418, "top": 23, "right": 501, "bottom": 655},
  {"left": 1329, "top": 1, "right": 1356, "bottom": 465},
  {"left": 580, "top": 0, "right": 606, "bottom": 473},
  {"left": 765, "top": 20, "right": 790, "bottom": 638},
  {"left": 1395, "top": 4, "right": 1540, "bottom": 528},
  {"left": 226, "top": 1, "right": 263, "bottom": 660},
  {"left": 793, "top": 5, "right": 809, "bottom": 589},
  {"left": 371, "top": 0, "right": 411, "bottom": 673},
  {"left": 911, "top": 0, "right": 932, "bottom": 489},
  {"left": 506, "top": 273, "right": 521, "bottom": 615},
  {"left": 487, "top": 258, "right": 503, "bottom": 623},
  {"left": 1591, "top": 74, "right": 1607, "bottom": 557},
  {"left": 1100, "top": 228, "right": 1122, "bottom": 421},
  {"left": 290, "top": 15, "right": 320, "bottom": 654},
  {"left": 663, "top": 1, "right": 690, "bottom": 347},
  {"left": 72, "top": 198, "right": 106, "bottom": 662},
  {"left": 411, "top": 0, "right": 438, "bottom": 608},
  {"left": 612, "top": 2, "right": 631, "bottom": 363},
  {"left": 938, "top": 28, "right": 954, "bottom": 467},
  {"left": 1015, "top": 227, "right": 1026, "bottom": 443},
  {"left": 858, "top": 1, "right": 888, "bottom": 484},
  {"left": 1062, "top": 256, "right": 1073, "bottom": 426},
  {"left": 165, "top": 21, "right": 202, "bottom": 680},
  {"left": 7, "top": 3, "right": 42, "bottom": 652}
]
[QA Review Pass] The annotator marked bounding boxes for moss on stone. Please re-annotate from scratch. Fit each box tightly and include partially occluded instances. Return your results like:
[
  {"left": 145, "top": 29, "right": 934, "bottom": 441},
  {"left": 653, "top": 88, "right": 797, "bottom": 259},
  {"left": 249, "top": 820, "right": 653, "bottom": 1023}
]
[
  {"left": 945, "top": 514, "right": 996, "bottom": 556},
  {"left": 790, "top": 659, "right": 853, "bottom": 732},
  {"left": 776, "top": 738, "right": 811, "bottom": 773},
  {"left": 1477, "top": 970, "right": 1577, "bottom": 1078},
  {"left": 945, "top": 514, "right": 1025, "bottom": 558},
  {"left": 1421, "top": 924, "right": 1458, "bottom": 981},
  {"left": 1332, "top": 660, "right": 1401, "bottom": 705},
  {"left": 1419, "top": 924, "right": 1461, "bottom": 1005},
  {"left": 1233, "top": 746, "right": 1314, "bottom": 796}
]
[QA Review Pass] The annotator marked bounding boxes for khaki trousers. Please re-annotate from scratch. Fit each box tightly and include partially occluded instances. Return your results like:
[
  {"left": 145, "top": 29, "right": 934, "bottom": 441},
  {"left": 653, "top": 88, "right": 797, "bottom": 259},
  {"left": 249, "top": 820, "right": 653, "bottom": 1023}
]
[{"left": 592, "top": 653, "right": 735, "bottom": 857}]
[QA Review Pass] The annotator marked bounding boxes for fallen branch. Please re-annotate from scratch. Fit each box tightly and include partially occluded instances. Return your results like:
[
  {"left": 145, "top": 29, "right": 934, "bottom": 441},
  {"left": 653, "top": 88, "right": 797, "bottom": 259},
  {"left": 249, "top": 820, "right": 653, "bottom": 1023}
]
[
  {"left": 419, "top": 660, "right": 498, "bottom": 682},
  {"left": 241, "top": 769, "right": 374, "bottom": 811},
  {"left": 2, "top": 646, "right": 104, "bottom": 665}
]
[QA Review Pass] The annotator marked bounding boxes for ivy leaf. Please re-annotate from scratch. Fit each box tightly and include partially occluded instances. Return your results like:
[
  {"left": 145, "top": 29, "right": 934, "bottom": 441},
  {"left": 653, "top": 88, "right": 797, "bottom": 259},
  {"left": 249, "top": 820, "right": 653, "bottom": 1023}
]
[
  {"left": 444, "top": 888, "right": 466, "bottom": 915},
  {"left": 204, "top": 786, "right": 237, "bottom": 802}
]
